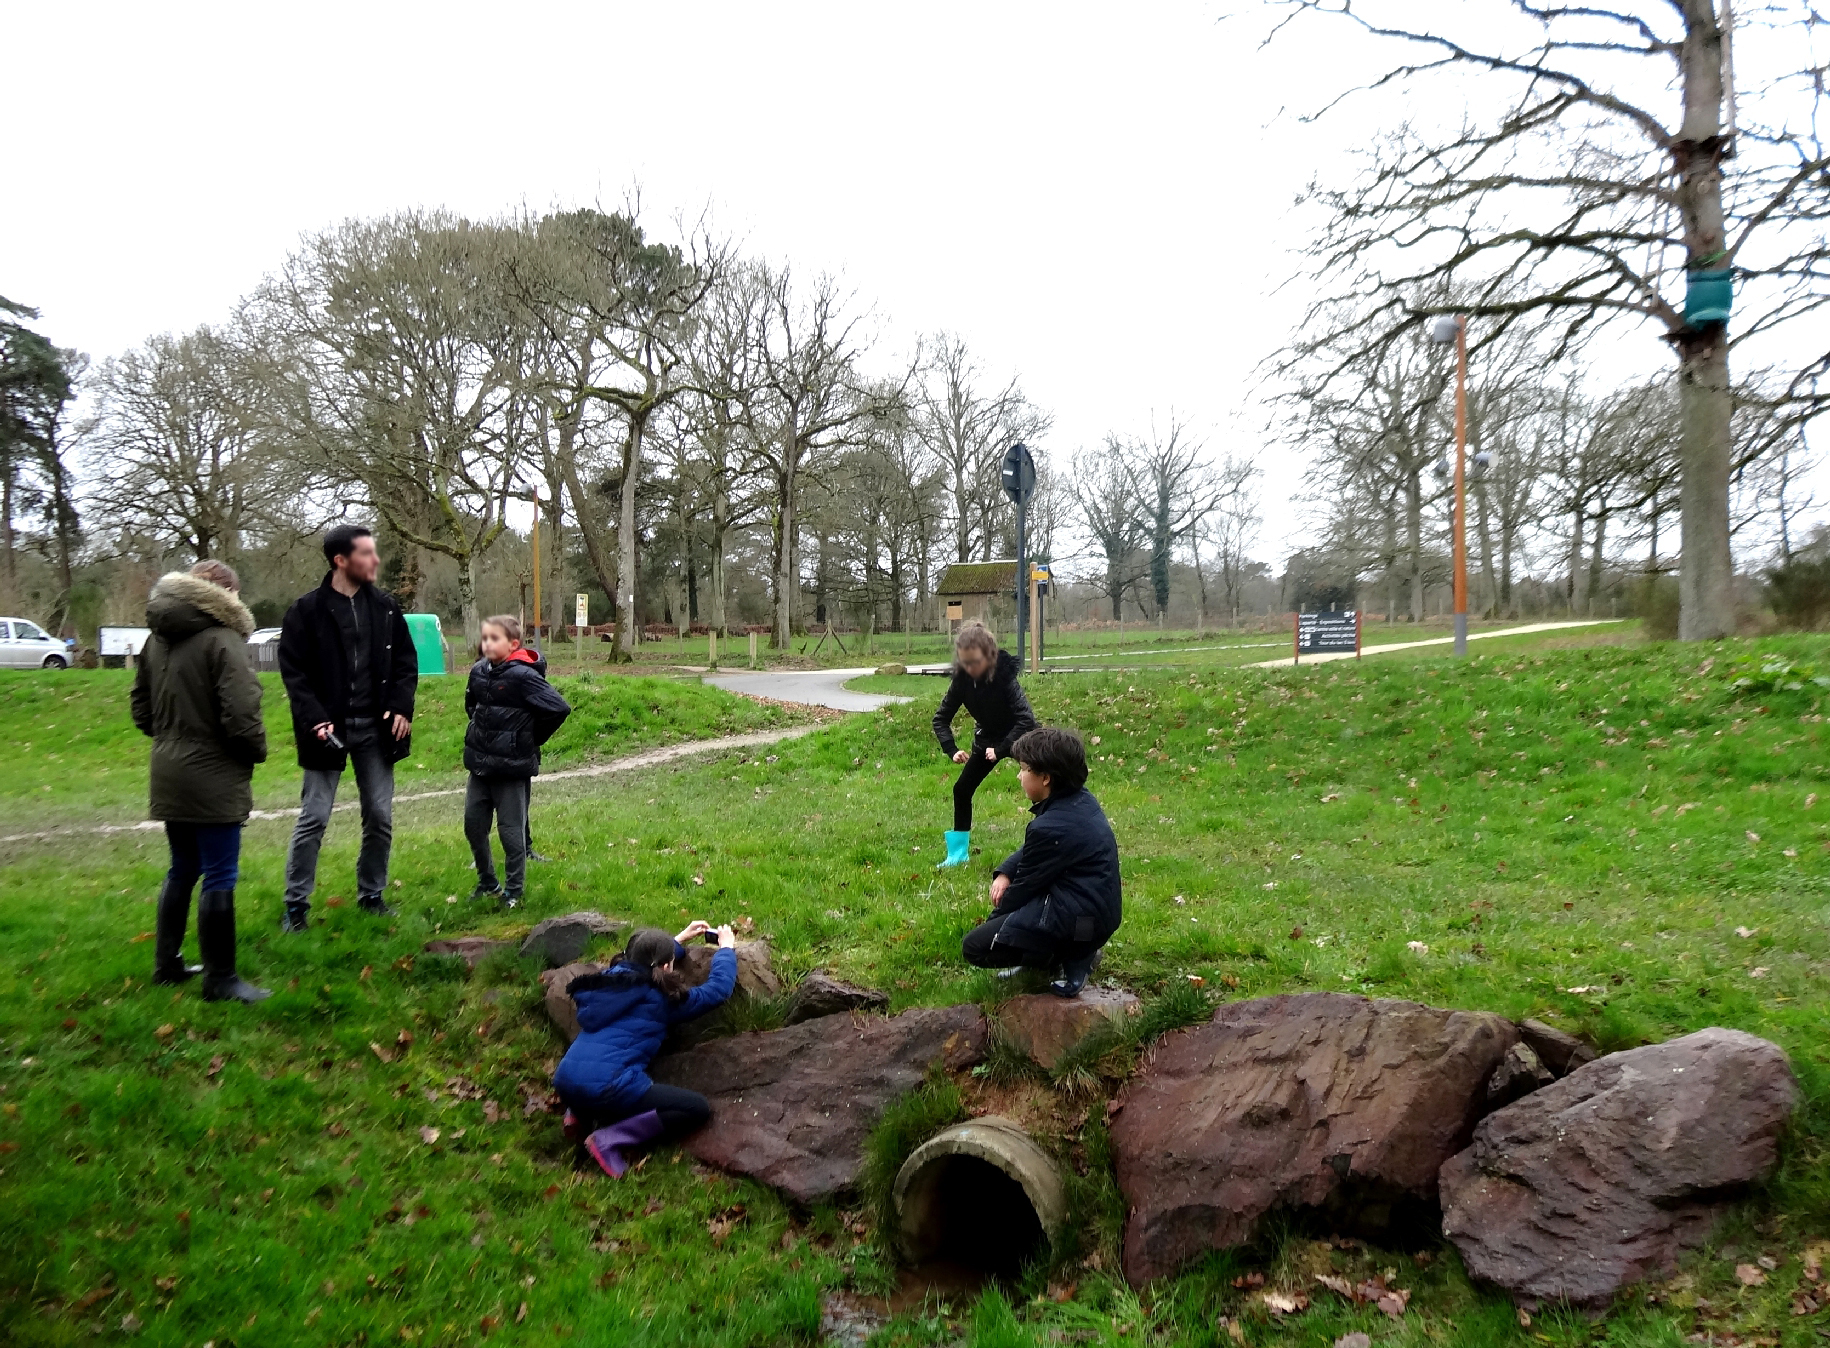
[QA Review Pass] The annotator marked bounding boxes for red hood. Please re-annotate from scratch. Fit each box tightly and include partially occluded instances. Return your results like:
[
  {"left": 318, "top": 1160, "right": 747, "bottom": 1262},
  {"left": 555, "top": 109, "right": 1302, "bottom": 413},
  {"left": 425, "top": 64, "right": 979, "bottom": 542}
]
[{"left": 504, "top": 647, "right": 538, "bottom": 665}]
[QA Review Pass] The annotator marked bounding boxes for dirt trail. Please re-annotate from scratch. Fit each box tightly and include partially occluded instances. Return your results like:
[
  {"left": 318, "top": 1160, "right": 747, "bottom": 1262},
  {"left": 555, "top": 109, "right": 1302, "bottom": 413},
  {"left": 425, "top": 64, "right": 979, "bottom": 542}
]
[{"left": 0, "top": 725, "right": 823, "bottom": 847}]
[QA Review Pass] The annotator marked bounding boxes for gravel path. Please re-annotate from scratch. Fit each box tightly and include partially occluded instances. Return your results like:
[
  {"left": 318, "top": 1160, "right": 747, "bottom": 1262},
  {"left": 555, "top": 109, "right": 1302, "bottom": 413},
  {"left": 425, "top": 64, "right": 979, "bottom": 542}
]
[{"left": 704, "top": 667, "right": 914, "bottom": 712}]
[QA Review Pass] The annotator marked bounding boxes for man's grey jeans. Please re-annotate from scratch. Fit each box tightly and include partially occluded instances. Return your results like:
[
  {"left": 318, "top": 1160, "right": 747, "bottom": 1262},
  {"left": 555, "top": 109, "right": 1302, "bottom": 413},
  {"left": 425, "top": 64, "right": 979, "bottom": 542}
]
[{"left": 283, "top": 719, "right": 394, "bottom": 912}]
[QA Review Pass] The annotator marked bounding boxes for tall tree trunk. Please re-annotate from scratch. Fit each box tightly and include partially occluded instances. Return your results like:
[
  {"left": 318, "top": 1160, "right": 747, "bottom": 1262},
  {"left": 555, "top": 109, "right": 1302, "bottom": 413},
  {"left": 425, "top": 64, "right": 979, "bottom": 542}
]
[
  {"left": 557, "top": 432, "right": 619, "bottom": 633},
  {"left": 1500, "top": 523, "right": 1516, "bottom": 616},
  {"left": 1567, "top": 506, "right": 1586, "bottom": 614},
  {"left": 1406, "top": 472, "right": 1423, "bottom": 622},
  {"left": 616, "top": 416, "right": 643, "bottom": 660},
  {"left": 1675, "top": 0, "right": 1735, "bottom": 639},
  {"left": 1587, "top": 511, "right": 1610, "bottom": 611},
  {"left": 1474, "top": 481, "right": 1497, "bottom": 619},
  {"left": 771, "top": 438, "right": 798, "bottom": 649},
  {"left": 456, "top": 552, "right": 479, "bottom": 647},
  {"left": 709, "top": 488, "right": 729, "bottom": 636},
  {"left": 1, "top": 469, "right": 16, "bottom": 594}
]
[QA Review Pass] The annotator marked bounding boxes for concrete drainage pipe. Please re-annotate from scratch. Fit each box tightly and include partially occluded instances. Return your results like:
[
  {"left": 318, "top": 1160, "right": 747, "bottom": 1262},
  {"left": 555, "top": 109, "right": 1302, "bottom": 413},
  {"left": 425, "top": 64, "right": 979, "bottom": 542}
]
[{"left": 892, "top": 1115, "right": 1067, "bottom": 1277}]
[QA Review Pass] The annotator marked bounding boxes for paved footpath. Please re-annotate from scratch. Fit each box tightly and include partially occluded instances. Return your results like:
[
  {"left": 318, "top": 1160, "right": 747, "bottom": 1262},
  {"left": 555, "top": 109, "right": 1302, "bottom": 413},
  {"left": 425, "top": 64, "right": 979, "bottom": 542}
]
[
  {"left": 704, "top": 667, "right": 913, "bottom": 712},
  {"left": 1247, "top": 618, "right": 1627, "bottom": 668}
]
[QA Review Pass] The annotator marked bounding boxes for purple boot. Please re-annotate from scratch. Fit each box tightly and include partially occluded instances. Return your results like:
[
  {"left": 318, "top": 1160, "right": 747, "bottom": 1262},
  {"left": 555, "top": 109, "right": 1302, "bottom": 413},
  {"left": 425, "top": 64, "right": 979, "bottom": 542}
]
[{"left": 585, "top": 1110, "right": 664, "bottom": 1178}]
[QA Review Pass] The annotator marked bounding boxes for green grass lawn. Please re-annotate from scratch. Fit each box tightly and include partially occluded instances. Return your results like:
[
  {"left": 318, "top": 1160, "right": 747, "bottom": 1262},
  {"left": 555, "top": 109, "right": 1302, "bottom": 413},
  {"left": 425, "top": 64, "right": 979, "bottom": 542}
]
[
  {"left": 0, "top": 669, "right": 817, "bottom": 830},
  {"left": 3, "top": 636, "right": 1829, "bottom": 1346}
]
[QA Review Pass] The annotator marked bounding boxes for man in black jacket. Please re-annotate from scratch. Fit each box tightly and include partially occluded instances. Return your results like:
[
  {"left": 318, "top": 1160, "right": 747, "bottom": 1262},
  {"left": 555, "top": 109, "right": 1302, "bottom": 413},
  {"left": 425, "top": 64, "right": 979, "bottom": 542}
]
[
  {"left": 276, "top": 525, "right": 420, "bottom": 931},
  {"left": 960, "top": 727, "right": 1121, "bottom": 998}
]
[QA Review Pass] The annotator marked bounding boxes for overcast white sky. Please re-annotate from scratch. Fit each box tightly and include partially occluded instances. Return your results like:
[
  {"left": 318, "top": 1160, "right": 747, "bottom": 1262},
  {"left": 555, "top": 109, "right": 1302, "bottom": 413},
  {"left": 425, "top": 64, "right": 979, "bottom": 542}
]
[{"left": 5, "top": 1, "right": 1705, "bottom": 571}]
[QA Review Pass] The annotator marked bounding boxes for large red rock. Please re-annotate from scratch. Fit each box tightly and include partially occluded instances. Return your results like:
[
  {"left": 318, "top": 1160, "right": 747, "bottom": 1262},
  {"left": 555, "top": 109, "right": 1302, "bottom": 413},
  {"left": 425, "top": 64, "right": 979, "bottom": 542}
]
[
  {"left": 1440, "top": 1027, "right": 1797, "bottom": 1310},
  {"left": 998, "top": 988, "right": 1140, "bottom": 1069},
  {"left": 651, "top": 1004, "right": 988, "bottom": 1203},
  {"left": 1111, "top": 993, "right": 1517, "bottom": 1285}
]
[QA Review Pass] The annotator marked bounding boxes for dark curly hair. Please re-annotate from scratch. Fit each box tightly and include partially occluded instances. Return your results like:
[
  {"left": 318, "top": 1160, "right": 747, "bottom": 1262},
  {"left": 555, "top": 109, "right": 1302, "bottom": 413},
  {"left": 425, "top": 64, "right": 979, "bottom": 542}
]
[{"left": 618, "top": 926, "right": 691, "bottom": 1002}]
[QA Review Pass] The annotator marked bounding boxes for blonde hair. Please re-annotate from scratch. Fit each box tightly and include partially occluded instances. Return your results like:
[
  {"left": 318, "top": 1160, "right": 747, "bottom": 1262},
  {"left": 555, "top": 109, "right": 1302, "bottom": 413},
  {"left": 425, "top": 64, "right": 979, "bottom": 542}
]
[
  {"left": 189, "top": 559, "right": 239, "bottom": 591},
  {"left": 953, "top": 621, "right": 997, "bottom": 665},
  {"left": 481, "top": 614, "right": 523, "bottom": 644}
]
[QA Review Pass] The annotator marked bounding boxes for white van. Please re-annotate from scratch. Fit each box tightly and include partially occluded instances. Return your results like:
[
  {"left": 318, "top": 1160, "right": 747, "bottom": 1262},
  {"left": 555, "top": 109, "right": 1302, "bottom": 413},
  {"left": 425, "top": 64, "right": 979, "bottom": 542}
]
[{"left": 0, "top": 618, "right": 69, "bottom": 669}]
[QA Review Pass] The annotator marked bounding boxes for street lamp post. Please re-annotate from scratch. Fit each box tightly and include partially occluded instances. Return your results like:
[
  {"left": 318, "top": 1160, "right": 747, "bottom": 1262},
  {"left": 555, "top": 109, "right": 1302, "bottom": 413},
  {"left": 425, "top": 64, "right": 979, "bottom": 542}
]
[{"left": 1429, "top": 315, "right": 1470, "bottom": 656}]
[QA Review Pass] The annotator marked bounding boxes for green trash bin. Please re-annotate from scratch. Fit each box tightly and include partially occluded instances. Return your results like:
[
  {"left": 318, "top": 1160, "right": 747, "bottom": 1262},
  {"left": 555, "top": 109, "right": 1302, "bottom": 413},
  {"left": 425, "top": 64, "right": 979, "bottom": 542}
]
[
  {"left": 1684, "top": 268, "right": 1733, "bottom": 327},
  {"left": 403, "top": 613, "right": 448, "bottom": 676}
]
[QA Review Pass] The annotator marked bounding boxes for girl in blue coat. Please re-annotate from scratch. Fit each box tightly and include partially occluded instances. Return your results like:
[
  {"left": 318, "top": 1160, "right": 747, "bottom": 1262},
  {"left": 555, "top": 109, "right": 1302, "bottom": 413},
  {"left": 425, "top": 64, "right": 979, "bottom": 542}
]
[{"left": 554, "top": 921, "right": 737, "bottom": 1176}]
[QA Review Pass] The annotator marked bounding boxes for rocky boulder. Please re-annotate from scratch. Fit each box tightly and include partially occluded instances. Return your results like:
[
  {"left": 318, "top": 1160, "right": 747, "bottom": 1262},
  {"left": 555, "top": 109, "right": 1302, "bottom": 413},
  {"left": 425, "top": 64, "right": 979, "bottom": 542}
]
[
  {"left": 1485, "top": 1042, "right": 1554, "bottom": 1108},
  {"left": 1440, "top": 1026, "right": 1797, "bottom": 1310},
  {"left": 537, "top": 960, "right": 603, "bottom": 1043},
  {"left": 1110, "top": 993, "right": 1518, "bottom": 1285},
  {"left": 421, "top": 936, "right": 514, "bottom": 970},
  {"left": 998, "top": 988, "right": 1140, "bottom": 1069},
  {"left": 1516, "top": 1018, "right": 1597, "bottom": 1077},
  {"left": 679, "top": 939, "right": 782, "bottom": 999},
  {"left": 784, "top": 971, "right": 890, "bottom": 1026},
  {"left": 651, "top": 1004, "right": 988, "bottom": 1202},
  {"left": 518, "top": 912, "right": 626, "bottom": 967}
]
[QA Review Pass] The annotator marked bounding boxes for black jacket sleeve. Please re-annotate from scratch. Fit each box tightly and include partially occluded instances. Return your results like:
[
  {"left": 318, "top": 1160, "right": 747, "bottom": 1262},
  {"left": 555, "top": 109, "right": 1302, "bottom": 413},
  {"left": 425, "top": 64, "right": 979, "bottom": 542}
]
[
  {"left": 524, "top": 674, "right": 572, "bottom": 747},
  {"left": 993, "top": 678, "right": 1038, "bottom": 760},
  {"left": 276, "top": 598, "right": 329, "bottom": 729},
  {"left": 130, "top": 654, "right": 154, "bottom": 738},
  {"left": 992, "top": 826, "right": 1075, "bottom": 917},
  {"left": 385, "top": 604, "right": 418, "bottom": 721},
  {"left": 932, "top": 673, "right": 966, "bottom": 756}
]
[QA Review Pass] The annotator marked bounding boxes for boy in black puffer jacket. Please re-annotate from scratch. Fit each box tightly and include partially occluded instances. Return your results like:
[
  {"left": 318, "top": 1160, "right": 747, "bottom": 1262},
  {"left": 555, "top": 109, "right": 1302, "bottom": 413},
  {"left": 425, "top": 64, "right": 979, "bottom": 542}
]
[{"left": 464, "top": 615, "right": 571, "bottom": 908}]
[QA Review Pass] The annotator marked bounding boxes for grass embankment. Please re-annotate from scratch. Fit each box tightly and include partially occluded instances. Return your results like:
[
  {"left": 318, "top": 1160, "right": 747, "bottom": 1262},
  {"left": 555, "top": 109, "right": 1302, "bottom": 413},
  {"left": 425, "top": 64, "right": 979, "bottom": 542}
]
[
  {"left": 0, "top": 670, "right": 816, "bottom": 829},
  {"left": 2, "top": 638, "right": 1829, "bottom": 1345}
]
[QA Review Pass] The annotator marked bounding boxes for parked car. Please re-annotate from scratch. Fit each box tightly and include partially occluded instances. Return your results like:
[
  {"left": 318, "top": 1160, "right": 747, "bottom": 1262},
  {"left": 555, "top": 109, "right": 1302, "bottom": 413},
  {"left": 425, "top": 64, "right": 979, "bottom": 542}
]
[
  {"left": 0, "top": 618, "right": 69, "bottom": 669},
  {"left": 248, "top": 627, "right": 283, "bottom": 645}
]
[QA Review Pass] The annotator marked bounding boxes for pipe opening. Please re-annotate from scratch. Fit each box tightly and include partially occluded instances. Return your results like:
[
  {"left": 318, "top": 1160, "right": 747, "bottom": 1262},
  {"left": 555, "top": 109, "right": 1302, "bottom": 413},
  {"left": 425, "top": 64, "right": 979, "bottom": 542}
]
[{"left": 896, "top": 1153, "right": 1047, "bottom": 1278}]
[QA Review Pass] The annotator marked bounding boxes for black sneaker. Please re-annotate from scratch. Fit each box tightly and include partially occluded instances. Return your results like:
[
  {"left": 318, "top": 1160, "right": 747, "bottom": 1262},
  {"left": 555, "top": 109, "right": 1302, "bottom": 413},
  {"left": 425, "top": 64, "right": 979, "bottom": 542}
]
[
  {"left": 526, "top": 850, "right": 552, "bottom": 864},
  {"left": 468, "top": 883, "right": 504, "bottom": 904},
  {"left": 499, "top": 893, "right": 522, "bottom": 911},
  {"left": 357, "top": 896, "right": 397, "bottom": 918},
  {"left": 279, "top": 904, "right": 311, "bottom": 934}
]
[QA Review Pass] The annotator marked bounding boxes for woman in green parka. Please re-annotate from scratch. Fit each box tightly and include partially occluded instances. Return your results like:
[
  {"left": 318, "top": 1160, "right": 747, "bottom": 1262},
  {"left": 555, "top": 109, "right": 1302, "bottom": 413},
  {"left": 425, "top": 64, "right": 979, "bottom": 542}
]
[{"left": 130, "top": 561, "right": 270, "bottom": 1003}]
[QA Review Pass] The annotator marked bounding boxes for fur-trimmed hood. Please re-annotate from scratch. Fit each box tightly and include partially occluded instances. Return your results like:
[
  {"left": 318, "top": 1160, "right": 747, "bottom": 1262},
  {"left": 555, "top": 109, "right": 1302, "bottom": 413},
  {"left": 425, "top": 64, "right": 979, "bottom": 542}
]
[{"left": 146, "top": 571, "right": 256, "bottom": 639}]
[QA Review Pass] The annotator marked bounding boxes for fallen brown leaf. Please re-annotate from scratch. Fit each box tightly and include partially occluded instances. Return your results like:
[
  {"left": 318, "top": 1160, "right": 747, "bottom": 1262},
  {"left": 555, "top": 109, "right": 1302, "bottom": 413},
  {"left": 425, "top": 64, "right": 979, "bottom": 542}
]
[
  {"left": 369, "top": 1042, "right": 394, "bottom": 1064},
  {"left": 153, "top": 1023, "right": 175, "bottom": 1040},
  {"left": 482, "top": 1100, "right": 501, "bottom": 1124},
  {"left": 207, "top": 1055, "right": 225, "bottom": 1077},
  {"left": 359, "top": 965, "right": 372, "bottom": 981},
  {"left": 515, "top": 1302, "right": 528, "bottom": 1324},
  {"left": 129, "top": 931, "right": 154, "bottom": 944},
  {"left": 1262, "top": 1290, "right": 1308, "bottom": 1316},
  {"left": 1738, "top": 1263, "right": 1768, "bottom": 1287},
  {"left": 418, "top": 1126, "right": 440, "bottom": 1145}
]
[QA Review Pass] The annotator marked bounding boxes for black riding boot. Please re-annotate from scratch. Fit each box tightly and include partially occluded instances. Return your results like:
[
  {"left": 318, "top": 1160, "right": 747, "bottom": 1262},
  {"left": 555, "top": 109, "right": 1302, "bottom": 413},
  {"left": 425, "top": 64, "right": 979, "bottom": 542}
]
[
  {"left": 1049, "top": 948, "right": 1103, "bottom": 999},
  {"left": 198, "top": 889, "right": 271, "bottom": 1004},
  {"left": 151, "top": 877, "right": 202, "bottom": 984}
]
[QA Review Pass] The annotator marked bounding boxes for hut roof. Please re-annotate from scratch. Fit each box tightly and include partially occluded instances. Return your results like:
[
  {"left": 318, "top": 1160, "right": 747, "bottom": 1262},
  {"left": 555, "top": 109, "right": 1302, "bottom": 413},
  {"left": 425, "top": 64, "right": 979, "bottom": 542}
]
[{"left": 936, "top": 560, "right": 1018, "bottom": 596}]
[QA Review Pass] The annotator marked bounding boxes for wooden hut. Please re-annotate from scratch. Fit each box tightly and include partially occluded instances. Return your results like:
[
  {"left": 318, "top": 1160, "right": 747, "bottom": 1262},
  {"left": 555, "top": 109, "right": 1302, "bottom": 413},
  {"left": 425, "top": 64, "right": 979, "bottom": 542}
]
[{"left": 935, "top": 560, "right": 1018, "bottom": 628}]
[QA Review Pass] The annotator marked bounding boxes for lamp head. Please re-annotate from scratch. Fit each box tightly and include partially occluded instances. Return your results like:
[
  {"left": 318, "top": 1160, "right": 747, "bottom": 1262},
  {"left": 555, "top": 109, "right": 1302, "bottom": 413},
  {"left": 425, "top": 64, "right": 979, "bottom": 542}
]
[{"left": 1428, "top": 315, "right": 1462, "bottom": 345}]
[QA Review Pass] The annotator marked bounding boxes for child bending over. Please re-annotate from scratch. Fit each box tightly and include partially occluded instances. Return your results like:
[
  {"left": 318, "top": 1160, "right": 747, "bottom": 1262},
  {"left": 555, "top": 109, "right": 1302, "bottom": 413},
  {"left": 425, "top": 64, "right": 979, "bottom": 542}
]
[{"left": 554, "top": 922, "right": 737, "bottom": 1176}]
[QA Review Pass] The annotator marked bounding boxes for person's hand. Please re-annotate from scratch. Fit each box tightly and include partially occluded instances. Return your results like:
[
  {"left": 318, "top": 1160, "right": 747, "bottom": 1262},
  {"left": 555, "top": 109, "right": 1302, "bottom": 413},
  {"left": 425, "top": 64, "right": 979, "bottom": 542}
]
[
  {"left": 674, "top": 920, "right": 712, "bottom": 945},
  {"left": 715, "top": 924, "right": 736, "bottom": 949},
  {"left": 989, "top": 873, "right": 1010, "bottom": 908},
  {"left": 313, "top": 722, "right": 335, "bottom": 741},
  {"left": 390, "top": 713, "right": 412, "bottom": 740},
  {"left": 952, "top": 749, "right": 970, "bottom": 764},
  {"left": 983, "top": 746, "right": 998, "bottom": 762}
]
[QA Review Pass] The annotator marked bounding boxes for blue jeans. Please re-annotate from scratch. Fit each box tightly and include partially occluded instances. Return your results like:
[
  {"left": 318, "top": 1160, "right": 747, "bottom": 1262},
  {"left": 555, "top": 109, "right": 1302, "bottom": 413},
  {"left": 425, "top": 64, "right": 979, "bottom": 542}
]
[{"left": 165, "top": 822, "right": 243, "bottom": 894}]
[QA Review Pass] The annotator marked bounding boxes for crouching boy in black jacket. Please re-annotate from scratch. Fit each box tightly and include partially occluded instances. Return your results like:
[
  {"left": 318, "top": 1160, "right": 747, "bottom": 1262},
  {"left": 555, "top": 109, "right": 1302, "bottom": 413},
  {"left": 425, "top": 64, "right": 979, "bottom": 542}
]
[
  {"left": 464, "top": 615, "right": 571, "bottom": 909},
  {"left": 960, "top": 727, "right": 1120, "bottom": 998}
]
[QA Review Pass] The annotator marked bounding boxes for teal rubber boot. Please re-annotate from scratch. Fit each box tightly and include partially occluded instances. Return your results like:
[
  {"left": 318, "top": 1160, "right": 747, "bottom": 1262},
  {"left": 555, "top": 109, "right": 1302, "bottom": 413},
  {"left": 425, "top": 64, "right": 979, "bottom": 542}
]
[{"left": 937, "top": 830, "right": 971, "bottom": 869}]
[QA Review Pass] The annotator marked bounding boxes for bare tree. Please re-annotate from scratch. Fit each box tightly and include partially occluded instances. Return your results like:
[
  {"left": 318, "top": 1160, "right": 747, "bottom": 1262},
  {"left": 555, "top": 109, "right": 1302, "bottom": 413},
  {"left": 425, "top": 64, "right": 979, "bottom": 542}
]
[
  {"left": 1208, "top": 453, "right": 1263, "bottom": 627},
  {"left": 1269, "top": 0, "right": 1830, "bottom": 639},
  {"left": 1072, "top": 438, "right": 1151, "bottom": 620},
  {"left": 916, "top": 335, "right": 1051, "bottom": 564},
  {"left": 1118, "top": 414, "right": 1221, "bottom": 619},
  {"left": 87, "top": 325, "right": 306, "bottom": 563},
  {"left": 731, "top": 265, "right": 892, "bottom": 647}
]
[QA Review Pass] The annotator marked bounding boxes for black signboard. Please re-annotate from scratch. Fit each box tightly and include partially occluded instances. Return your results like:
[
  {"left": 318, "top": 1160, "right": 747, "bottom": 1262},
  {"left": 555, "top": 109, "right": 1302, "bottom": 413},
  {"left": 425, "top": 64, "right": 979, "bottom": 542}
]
[{"left": 1294, "top": 610, "right": 1361, "bottom": 662}]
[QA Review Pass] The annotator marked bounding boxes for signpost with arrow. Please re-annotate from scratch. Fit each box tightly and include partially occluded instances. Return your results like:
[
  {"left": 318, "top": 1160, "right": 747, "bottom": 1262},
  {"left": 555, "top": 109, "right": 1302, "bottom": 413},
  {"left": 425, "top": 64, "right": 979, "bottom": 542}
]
[{"left": 1001, "top": 441, "right": 1038, "bottom": 673}]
